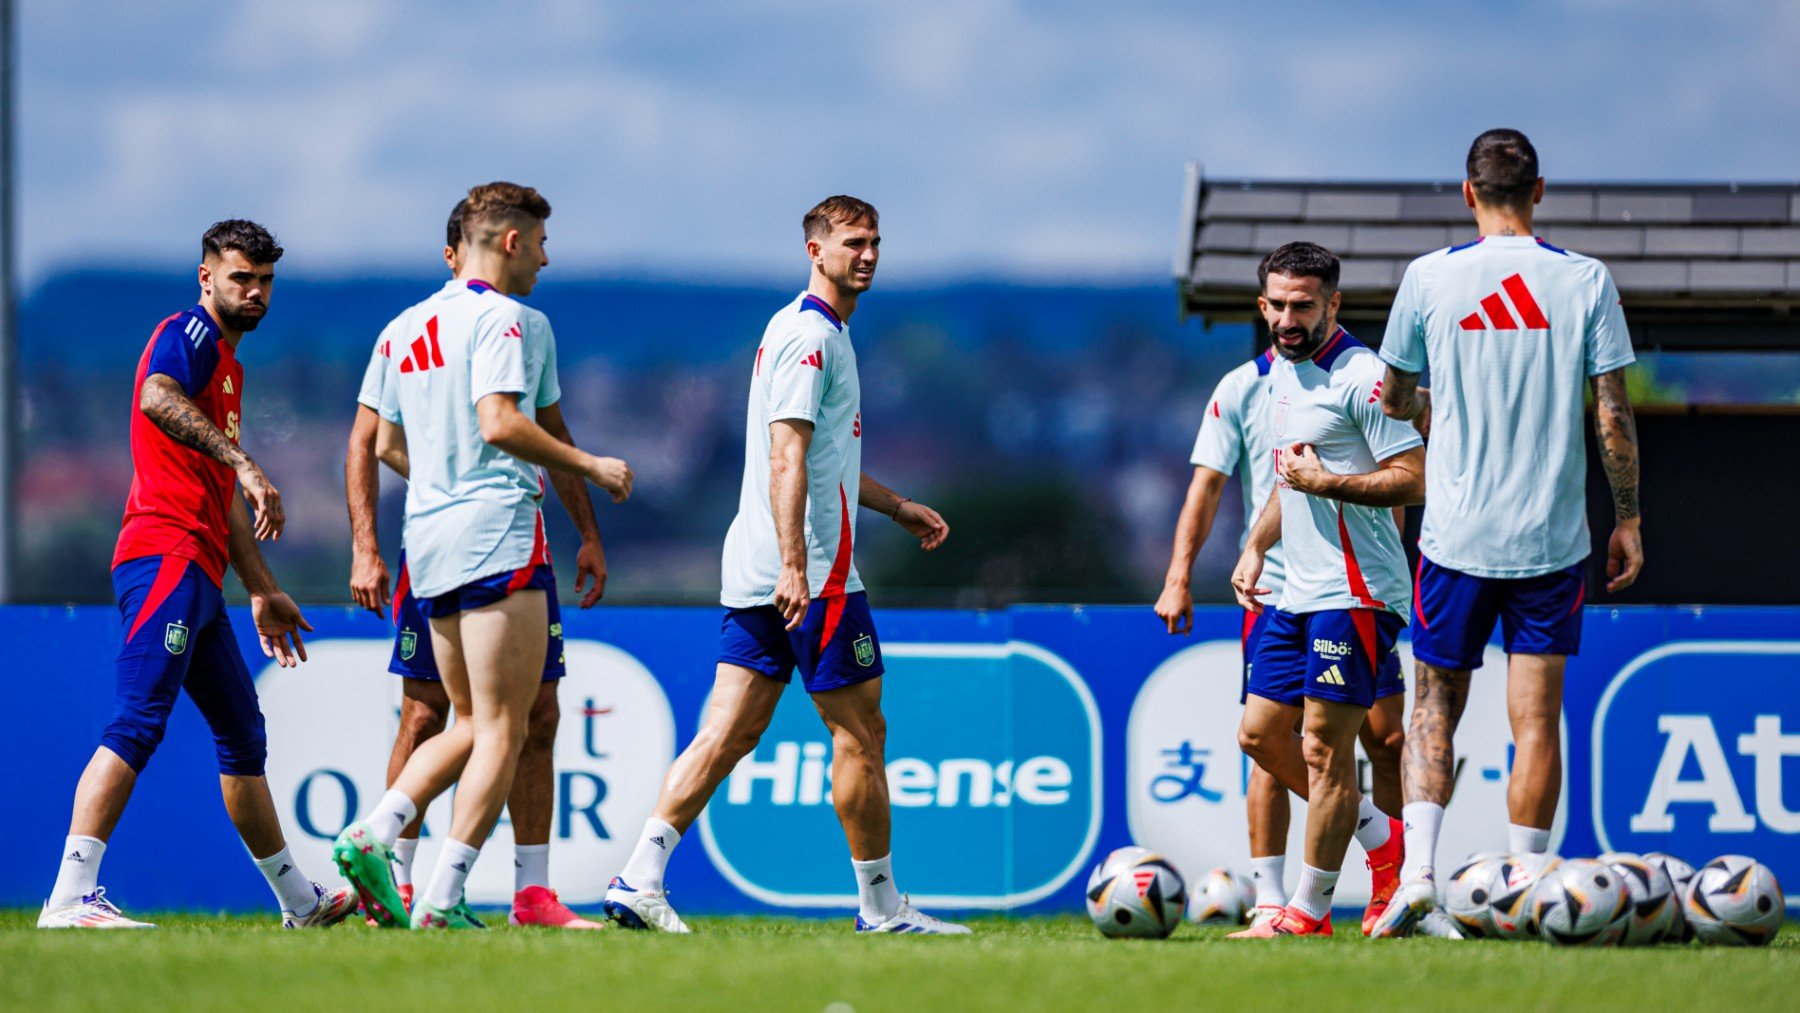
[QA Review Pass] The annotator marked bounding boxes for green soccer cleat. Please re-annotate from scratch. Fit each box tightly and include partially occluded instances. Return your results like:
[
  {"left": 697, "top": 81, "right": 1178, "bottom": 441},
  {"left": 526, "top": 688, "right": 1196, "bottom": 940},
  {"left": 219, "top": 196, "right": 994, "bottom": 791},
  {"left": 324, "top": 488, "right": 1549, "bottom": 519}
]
[
  {"left": 332, "top": 821, "right": 407, "bottom": 929},
  {"left": 411, "top": 895, "right": 487, "bottom": 930}
]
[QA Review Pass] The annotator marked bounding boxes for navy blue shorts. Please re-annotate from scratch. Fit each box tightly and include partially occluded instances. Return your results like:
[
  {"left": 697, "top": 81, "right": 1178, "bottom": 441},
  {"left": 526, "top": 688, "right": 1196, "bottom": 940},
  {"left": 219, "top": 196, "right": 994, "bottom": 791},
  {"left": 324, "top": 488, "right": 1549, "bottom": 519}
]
[
  {"left": 1247, "top": 607, "right": 1406, "bottom": 709},
  {"left": 1411, "top": 555, "right": 1585, "bottom": 670},
  {"left": 415, "top": 560, "right": 557, "bottom": 620},
  {"left": 103, "top": 556, "right": 267, "bottom": 776},
  {"left": 1242, "top": 607, "right": 1403, "bottom": 705},
  {"left": 390, "top": 550, "right": 564, "bottom": 682},
  {"left": 718, "top": 590, "right": 885, "bottom": 694}
]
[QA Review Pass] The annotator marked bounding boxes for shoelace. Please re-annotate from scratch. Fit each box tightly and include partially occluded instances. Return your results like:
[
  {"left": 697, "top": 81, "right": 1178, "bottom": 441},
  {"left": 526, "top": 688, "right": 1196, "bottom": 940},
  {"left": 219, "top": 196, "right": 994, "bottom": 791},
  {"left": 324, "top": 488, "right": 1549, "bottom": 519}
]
[{"left": 84, "top": 888, "right": 123, "bottom": 916}]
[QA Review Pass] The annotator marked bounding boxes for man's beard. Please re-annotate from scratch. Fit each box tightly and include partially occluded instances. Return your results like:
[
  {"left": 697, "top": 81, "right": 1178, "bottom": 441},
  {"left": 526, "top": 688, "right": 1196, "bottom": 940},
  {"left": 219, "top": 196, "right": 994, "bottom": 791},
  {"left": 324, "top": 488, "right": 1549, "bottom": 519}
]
[
  {"left": 1273, "top": 317, "right": 1331, "bottom": 361},
  {"left": 218, "top": 303, "right": 265, "bottom": 332}
]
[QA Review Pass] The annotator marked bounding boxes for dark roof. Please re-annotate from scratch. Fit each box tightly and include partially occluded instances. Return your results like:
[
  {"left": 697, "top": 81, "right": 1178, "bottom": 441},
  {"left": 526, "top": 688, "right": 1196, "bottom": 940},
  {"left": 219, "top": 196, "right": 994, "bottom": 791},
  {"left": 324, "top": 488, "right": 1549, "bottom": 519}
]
[{"left": 1173, "top": 165, "right": 1800, "bottom": 349}]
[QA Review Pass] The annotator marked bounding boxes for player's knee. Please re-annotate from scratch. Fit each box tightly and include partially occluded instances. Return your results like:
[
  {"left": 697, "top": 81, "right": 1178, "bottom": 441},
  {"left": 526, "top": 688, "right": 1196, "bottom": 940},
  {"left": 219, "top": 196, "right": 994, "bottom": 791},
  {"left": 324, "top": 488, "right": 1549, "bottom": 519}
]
[
  {"left": 215, "top": 722, "right": 268, "bottom": 778},
  {"left": 524, "top": 691, "right": 560, "bottom": 756},
  {"left": 398, "top": 696, "right": 450, "bottom": 743},
  {"left": 1300, "top": 733, "right": 1347, "bottom": 777},
  {"left": 831, "top": 717, "right": 885, "bottom": 767},
  {"left": 1237, "top": 721, "right": 1276, "bottom": 763},
  {"left": 1364, "top": 726, "right": 1405, "bottom": 766},
  {"left": 100, "top": 710, "right": 173, "bottom": 773}
]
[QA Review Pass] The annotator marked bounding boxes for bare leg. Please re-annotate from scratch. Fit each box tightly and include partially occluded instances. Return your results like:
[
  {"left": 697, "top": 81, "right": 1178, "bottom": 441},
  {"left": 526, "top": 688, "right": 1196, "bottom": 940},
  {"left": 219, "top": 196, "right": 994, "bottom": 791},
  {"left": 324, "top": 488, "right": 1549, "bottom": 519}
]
[
  {"left": 1246, "top": 764, "right": 1291, "bottom": 856},
  {"left": 1360, "top": 694, "right": 1407, "bottom": 818},
  {"left": 1505, "top": 653, "right": 1565, "bottom": 830},
  {"left": 812, "top": 677, "right": 890, "bottom": 861},
  {"left": 443, "top": 591, "right": 547, "bottom": 846},
  {"left": 1400, "top": 661, "right": 1470, "bottom": 808},
  {"left": 1238, "top": 695, "right": 1309, "bottom": 800},
  {"left": 65, "top": 749, "right": 139, "bottom": 841},
  {"left": 651, "top": 664, "right": 786, "bottom": 833},
  {"left": 389, "top": 645, "right": 476, "bottom": 810},
  {"left": 509, "top": 681, "right": 560, "bottom": 848},
  {"left": 220, "top": 774, "right": 287, "bottom": 858},
  {"left": 1301, "top": 698, "right": 1367, "bottom": 871},
  {"left": 388, "top": 680, "right": 451, "bottom": 839}
]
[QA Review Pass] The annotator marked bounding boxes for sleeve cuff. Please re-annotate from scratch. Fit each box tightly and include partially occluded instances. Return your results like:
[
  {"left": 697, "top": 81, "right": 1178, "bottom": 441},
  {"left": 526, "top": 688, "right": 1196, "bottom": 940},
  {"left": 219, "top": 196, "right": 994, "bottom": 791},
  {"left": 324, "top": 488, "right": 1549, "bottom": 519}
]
[
  {"left": 1378, "top": 347, "right": 1423, "bottom": 374},
  {"left": 767, "top": 409, "right": 819, "bottom": 425}
]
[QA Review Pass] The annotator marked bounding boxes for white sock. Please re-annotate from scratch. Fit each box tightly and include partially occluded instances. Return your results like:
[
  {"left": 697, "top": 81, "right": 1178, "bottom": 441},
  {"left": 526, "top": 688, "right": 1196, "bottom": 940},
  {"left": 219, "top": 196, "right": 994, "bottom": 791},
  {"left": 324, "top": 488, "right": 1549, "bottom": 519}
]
[
  {"left": 393, "top": 837, "right": 419, "bottom": 887},
  {"left": 253, "top": 846, "right": 319, "bottom": 916},
  {"left": 1400, "top": 801, "right": 1445, "bottom": 883},
  {"left": 1508, "top": 823, "right": 1551, "bottom": 855},
  {"left": 852, "top": 854, "right": 903, "bottom": 923},
  {"left": 1249, "top": 855, "right": 1287, "bottom": 907},
  {"left": 1290, "top": 864, "right": 1339, "bottom": 920},
  {"left": 618, "top": 818, "right": 681, "bottom": 892},
  {"left": 1353, "top": 796, "right": 1392, "bottom": 852},
  {"left": 514, "top": 844, "right": 550, "bottom": 893},
  {"left": 48, "top": 835, "right": 105, "bottom": 908},
  {"left": 366, "top": 789, "right": 418, "bottom": 848},
  {"left": 421, "top": 839, "right": 481, "bottom": 911}
]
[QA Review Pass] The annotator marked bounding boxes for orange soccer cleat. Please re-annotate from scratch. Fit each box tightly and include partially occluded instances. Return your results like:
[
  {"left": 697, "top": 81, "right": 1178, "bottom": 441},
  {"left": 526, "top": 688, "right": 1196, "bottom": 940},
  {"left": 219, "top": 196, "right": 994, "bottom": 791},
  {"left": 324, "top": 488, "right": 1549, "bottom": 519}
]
[
  {"left": 1228, "top": 905, "right": 1333, "bottom": 938},
  {"left": 510, "top": 885, "right": 606, "bottom": 929},
  {"left": 1363, "top": 816, "right": 1406, "bottom": 936}
]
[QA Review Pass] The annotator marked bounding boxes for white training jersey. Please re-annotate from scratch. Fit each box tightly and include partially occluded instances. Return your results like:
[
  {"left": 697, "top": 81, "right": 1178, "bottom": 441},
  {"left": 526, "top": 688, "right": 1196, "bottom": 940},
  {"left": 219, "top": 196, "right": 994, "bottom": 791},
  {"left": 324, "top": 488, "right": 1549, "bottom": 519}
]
[
  {"left": 1190, "top": 350, "right": 1285, "bottom": 600},
  {"left": 376, "top": 279, "right": 561, "bottom": 598},
  {"left": 1380, "top": 235, "right": 1635, "bottom": 579},
  {"left": 721, "top": 293, "right": 865, "bottom": 608},
  {"left": 1270, "top": 329, "right": 1422, "bottom": 618}
]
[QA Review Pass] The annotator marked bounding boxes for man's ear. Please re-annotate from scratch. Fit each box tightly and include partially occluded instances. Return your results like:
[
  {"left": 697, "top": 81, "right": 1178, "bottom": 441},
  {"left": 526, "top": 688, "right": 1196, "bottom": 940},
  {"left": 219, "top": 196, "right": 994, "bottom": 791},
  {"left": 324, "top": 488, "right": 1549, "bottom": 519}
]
[
  {"left": 806, "top": 238, "right": 822, "bottom": 263},
  {"left": 198, "top": 260, "right": 212, "bottom": 295},
  {"left": 502, "top": 229, "right": 521, "bottom": 256}
]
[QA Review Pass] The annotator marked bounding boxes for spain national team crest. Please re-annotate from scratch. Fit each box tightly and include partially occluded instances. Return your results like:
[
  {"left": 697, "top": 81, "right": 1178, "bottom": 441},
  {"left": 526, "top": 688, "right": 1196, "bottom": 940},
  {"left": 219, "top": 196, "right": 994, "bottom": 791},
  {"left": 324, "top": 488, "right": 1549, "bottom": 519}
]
[
  {"left": 853, "top": 634, "right": 876, "bottom": 668},
  {"left": 164, "top": 621, "right": 189, "bottom": 656},
  {"left": 399, "top": 629, "right": 417, "bottom": 662}
]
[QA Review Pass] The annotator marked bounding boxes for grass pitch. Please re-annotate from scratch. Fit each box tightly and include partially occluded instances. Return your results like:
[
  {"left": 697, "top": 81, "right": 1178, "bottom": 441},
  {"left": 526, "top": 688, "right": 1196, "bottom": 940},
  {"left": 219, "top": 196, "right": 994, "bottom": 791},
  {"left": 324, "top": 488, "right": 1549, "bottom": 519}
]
[{"left": 1, "top": 910, "right": 1794, "bottom": 1011}]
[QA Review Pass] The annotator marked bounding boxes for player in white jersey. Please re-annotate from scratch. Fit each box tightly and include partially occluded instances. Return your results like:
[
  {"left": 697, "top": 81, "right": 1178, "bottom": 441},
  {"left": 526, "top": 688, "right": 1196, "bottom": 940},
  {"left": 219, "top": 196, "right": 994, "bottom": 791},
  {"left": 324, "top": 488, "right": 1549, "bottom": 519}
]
[
  {"left": 332, "top": 183, "right": 633, "bottom": 929},
  {"left": 1370, "top": 131, "right": 1642, "bottom": 937},
  {"left": 1157, "top": 348, "right": 1407, "bottom": 929},
  {"left": 1227, "top": 243, "right": 1424, "bottom": 938},
  {"left": 606, "top": 196, "right": 968, "bottom": 935},
  {"left": 342, "top": 198, "right": 608, "bottom": 929}
]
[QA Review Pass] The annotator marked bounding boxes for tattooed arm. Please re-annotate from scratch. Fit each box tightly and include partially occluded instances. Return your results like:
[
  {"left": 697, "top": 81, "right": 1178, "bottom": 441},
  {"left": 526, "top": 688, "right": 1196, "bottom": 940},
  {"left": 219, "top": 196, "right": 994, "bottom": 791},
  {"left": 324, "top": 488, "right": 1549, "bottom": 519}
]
[
  {"left": 139, "top": 372, "right": 284, "bottom": 540},
  {"left": 1591, "top": 367, "right": 1643, "bottom": 591},
  {"left": 1380, "top": 366, "right": 1425, "bottom": 422}
]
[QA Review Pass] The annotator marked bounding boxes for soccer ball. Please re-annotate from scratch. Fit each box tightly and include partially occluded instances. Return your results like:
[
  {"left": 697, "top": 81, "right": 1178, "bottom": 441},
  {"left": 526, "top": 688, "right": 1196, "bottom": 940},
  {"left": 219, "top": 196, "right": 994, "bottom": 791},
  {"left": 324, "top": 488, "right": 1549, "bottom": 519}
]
[
  {"left": 1683, "top": 855, "right": 1784, "bottom": 947},
  {"left": 1443, "top": 855, "right": 1513, "bottom": 939},
  {"left": 1187, "top": 867, "right": 1254, "bottom": 926},
  {"left": 1085, "top": 847, "right": 1187, "bottom": 939},
  {"left": 1531, "top": 859, "right": 1631, "bottom": 946},
  {"left": 1597, "top": 852, "right": 1677, "bottom": 945},
  {"left": 1489, "top": 853, "right": 1561, "bottom": 939},
  {"left": 1643, "top": 852, "right": 1697, "bottom": 942}
]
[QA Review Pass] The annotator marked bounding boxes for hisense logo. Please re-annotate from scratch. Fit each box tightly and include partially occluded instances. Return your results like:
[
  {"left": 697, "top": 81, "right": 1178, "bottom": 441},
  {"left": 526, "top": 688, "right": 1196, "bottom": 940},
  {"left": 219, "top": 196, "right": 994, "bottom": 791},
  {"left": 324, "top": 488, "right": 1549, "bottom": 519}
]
[{"left": 725, "top": 741, "right": 1074, "bottom": 809}]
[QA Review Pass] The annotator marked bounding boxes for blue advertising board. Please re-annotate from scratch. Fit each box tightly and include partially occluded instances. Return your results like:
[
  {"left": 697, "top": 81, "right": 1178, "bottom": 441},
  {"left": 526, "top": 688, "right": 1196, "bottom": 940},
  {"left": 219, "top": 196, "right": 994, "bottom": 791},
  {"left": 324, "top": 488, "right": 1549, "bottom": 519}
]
[{"left": 1, "top": 604, "right": 1794, "bottom": 915}]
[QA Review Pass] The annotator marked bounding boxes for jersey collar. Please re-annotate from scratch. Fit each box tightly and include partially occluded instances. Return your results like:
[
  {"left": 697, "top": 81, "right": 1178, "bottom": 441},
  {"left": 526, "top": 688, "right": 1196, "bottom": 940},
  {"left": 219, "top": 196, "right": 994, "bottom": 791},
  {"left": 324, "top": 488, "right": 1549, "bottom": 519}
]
[
  {"left": 800, "top": 293, "right": 844, "bottom": 331},
  {"left": 465, "top": 278, "right": 497, "bottom": 294}
]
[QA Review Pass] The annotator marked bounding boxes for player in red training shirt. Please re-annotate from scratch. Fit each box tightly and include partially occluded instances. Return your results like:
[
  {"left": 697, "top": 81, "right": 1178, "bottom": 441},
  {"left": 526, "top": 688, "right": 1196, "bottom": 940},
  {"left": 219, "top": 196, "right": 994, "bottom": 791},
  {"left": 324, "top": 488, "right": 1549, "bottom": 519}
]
[{"left": 38, "top": 221, "right": 355, "bottom": 930}]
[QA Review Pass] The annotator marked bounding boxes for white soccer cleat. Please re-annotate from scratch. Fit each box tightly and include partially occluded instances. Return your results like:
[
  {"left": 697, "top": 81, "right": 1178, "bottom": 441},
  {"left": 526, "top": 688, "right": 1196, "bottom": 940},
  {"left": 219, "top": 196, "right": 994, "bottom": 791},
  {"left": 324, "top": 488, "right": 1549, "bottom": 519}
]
[
  {"left": 1245, "top": 904, "right": 1285, "bottom": 931},
  {"left": 282, "top": 882, "right": 359, "bottom": 929},
  {"left": 1368, "top": 873, "right": 1437, "bottom": 938},
  {"left": 855, "top": 897, "right": 973, "bottom": 935},
  {"left": 1417, "top": 908, "right": 1466, "bottom": 940},
  {"left": 38, "top": 889, "right": 155, "bottom": 929},
  {"left": 603, "top": 877, "right": 690, "bottom": 933}
]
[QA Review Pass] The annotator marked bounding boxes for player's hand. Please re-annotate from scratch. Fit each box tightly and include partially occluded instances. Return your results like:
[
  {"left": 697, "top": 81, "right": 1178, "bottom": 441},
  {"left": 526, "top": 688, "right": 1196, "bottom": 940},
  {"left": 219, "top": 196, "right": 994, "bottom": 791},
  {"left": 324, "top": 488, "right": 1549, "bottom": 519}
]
[
  {"left": 1411, "top": 388, "right": 1432, "bottom": 441},
  {"left": 574, "top": 537, "right": 607, "bottom": 608},
  {"left": 1154, "top": 581, "right": 1194, "bottom": 635},
  {"left": 1278, "top": 443, "right": 1333, "bottom": 496},
  {"left": 349, "top": 548, "right": 389, "bottom": 618},
  {"left": 237, "top": 462, "right": 285, "bottom": 540},
  {"left": 774, "top": 564, "right": 810, "bottom": 632},
  {"left": 588, "top": 455, "right": 634, "bottom": 503},
  {"left": 251, "top": 591, "right": 313, "bottom": 667},
  {"left": 1606, "top": 517, "right": 1643, "bottom": 593},
  {"left": 895, "top": 500, "right": 949, "bottom": 550},
  {"left": 1231, "top": 549, "right": 1270, "bottom": 613}
]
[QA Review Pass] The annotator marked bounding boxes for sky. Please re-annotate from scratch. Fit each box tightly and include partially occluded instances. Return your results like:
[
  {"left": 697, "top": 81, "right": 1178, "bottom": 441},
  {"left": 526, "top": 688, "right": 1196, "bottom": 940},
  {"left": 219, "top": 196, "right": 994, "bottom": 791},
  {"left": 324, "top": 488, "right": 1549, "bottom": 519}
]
[{"left": 14, "top": 0, "right": 1800, "bottom": 288}]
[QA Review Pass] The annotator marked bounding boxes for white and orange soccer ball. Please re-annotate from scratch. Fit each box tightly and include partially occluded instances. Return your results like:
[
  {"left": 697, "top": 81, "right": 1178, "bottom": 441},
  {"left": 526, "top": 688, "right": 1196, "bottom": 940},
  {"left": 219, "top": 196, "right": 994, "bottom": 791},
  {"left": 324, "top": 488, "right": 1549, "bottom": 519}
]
[
  {"left": 1443, "top": 854, "right": 1514, "bottom": 939},
  {"left": 1085, "top": 847, "right": 1187, "bottom": 939},
  {"left": 1683, "top": 855, "right": 1784, "bottom": 947},
  {"left": 1489, "top": 852, "right": 1561, "bottom": 939},
  {"left": 1643, "top": 851, "right": 1698, "bottom": 942},
  {"left": 1597, "top": 852, "right": 1678, "bottom": 946},
  {"left": 1531, "top": 859, "right": 1631, "bottom": 946},
  {"left": 1186, "top": 867, "right": 1255, "bottom": 926}
]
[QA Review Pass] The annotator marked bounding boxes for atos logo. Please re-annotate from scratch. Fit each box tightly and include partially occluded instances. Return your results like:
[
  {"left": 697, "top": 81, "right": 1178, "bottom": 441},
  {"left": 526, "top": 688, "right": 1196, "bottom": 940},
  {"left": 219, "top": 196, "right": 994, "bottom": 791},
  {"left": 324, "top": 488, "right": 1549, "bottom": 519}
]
[
  {"left": 699, "top": 642, "right": 1100, "bottom": 909},
  {"left": 1593, "top": 642, "right": 1800, "bottom": 903}
]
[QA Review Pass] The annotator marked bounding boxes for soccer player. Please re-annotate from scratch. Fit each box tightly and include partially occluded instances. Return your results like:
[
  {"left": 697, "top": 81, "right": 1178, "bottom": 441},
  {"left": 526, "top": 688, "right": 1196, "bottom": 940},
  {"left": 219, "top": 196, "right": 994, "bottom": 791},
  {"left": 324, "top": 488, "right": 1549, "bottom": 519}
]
[
  {"left": 604, "top": 196, "right": 968, "bottom": 935},
  {"left": 332, "top": 182, "right": 633, "bottom": 929},
  {"left": 344, "top": 198, "right": 608, "bottom": 929},
  {"left": 1157, "top": 337, "right": 1408, "bottom": 929},
  {"left": 1370, "top": 129, "right": 1642, "bottom": 937},
  {"left": 1227, "top": 242, "right": 1423, "bottom": 938},
  {"left": 39, "top": 221, "right": 356, "bottom": 930}
]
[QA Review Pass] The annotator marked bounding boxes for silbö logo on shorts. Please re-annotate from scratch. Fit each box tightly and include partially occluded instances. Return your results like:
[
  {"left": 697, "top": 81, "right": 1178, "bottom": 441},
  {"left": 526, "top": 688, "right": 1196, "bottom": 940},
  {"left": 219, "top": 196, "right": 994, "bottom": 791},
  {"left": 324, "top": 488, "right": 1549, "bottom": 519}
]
[{"left": 699, "top": 642, "right": 1100, "bottom": 909}]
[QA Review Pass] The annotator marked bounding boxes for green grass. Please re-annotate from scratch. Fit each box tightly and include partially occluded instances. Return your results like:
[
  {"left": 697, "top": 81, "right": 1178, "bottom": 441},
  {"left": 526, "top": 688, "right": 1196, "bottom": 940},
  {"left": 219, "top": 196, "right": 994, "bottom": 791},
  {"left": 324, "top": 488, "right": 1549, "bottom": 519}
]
[{"left": 1, "top": 910, "right": 1795, "bottom": 1012}]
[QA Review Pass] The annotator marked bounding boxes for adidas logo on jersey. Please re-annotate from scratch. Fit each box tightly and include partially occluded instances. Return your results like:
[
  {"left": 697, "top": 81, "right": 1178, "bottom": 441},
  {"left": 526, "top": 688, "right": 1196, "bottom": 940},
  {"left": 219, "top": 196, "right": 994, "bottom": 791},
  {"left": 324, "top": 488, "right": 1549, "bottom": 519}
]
[
  {"left": 222, "top": 376, "right": 234, "bottom": 395},
  {"left": 1367, "top": 379, "right": 1382, "bottom": 404},
  {"left": 1459, "top": 273, "right": 1549, "bottom": 331},
  {"left": 1316, "top": 665, "right": 1346, "bottom": 686},
  {"left": 802, "top": 351, "right": 824, "bottom": 370},
  {"left": 398, "top": 317, "right": 447, "bottom": 374}
]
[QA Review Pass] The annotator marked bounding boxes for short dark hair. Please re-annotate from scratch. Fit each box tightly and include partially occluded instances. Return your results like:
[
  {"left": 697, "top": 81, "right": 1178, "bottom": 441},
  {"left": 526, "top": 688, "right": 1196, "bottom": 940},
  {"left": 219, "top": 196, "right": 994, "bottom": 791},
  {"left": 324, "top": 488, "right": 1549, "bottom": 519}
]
[
  {"left": 1467, "top": 128, "right": 1540, "bottom": 209},
  {"left": 446, "top": 198, "right": 467, "bottom": 249},
  {"left": 463, "top": 182, "right": 552, "bottom": 249},
  {"left": 1258, "top": 241, "right": 1339, "bottom": 293},
  {"left": 803, "top": 195, "right": 878, "bottom": 242},
  {"left": 201, "top": 219, "right": 283, "bottom": 264}
]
